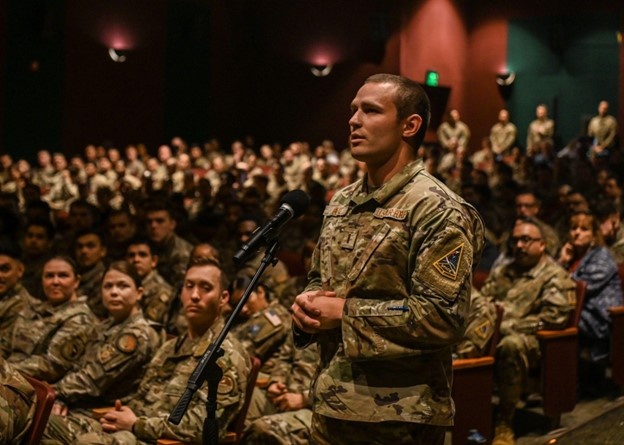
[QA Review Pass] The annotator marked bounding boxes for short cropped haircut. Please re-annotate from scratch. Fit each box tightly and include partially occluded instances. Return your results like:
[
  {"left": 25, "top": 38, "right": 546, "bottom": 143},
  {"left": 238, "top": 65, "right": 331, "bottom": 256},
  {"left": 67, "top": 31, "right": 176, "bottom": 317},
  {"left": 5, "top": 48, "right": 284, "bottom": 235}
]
[
  {"left": 365, "top": 73, "right": 431, "bottom": 148},
  {"left": 185, "top": 256, "right": 229, "bottom": 292}
]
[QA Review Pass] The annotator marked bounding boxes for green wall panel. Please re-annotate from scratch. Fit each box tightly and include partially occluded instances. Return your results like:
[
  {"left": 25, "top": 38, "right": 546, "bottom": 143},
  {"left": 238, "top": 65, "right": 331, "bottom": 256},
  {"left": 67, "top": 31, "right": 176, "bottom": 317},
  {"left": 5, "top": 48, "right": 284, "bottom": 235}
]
[{"left": 507, "top": 14, "right": 620, "bottom": 150}]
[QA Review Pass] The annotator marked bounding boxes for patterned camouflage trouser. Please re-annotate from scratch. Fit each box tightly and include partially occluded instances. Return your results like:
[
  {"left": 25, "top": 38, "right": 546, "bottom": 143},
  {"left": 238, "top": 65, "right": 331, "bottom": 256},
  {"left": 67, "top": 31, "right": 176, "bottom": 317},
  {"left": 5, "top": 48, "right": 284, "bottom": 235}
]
[
  {"left": 73, "top": 430, "right": 142, "bottom": 445},
  {"left": 495, "top": 332, "right": 540, "bottom": 424},
  {"left": 0, "top": 385, "right": 35, "bottom": 445},
  {"left": 310, "top": 413, "right": 446, "bottom": 445},
  {"left": 242, "top": 408, "right": 312, "bottom": 445},
  {"left": 41, "top": 411, "right": 103, "bottom": 444}
]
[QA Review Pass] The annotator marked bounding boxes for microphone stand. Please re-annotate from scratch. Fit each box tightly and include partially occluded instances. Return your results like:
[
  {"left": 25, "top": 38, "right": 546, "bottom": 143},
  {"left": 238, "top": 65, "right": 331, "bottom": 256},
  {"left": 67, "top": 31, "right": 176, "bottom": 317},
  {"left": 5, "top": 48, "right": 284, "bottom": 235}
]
[{"left": 168, "top": 232, "right": 281, "bottom": 445}]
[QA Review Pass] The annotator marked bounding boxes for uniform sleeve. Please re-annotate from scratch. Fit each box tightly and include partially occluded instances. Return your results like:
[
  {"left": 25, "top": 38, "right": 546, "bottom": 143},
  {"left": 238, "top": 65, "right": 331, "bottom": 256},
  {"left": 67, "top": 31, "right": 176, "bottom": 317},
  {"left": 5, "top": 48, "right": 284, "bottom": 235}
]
[
  {"left": 54, "top": 327, "right": 156, "bottom": 405},
  {"left": 133, "top": 347, "right": 250, "bottom": 443},
  {"left": 341, "top": 218, "right": 477, "bottom": 361},
  {"left": 15, "top": 314, "right": 95, "bottom": 383}
]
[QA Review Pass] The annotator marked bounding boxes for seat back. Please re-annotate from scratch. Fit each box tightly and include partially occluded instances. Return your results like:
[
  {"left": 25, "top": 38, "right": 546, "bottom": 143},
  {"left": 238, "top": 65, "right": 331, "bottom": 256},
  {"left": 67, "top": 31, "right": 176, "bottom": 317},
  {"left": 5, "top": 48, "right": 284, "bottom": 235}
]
[
  {"left": 22, "top": 375, "right": 56, "bottom": 445},
  {"left": 570, "top": 280, "right": 587, "bottom": 328},
  {"left": 222, "top": 355, "right": 261, "bottom": 444}
]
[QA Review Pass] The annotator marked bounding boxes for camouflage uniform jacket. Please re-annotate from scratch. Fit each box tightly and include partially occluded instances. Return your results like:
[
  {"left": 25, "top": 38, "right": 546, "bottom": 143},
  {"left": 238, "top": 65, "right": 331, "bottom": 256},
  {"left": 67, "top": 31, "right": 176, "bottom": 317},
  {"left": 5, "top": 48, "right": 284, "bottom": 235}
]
[
  {"left": 232, "top": 300, "right": 290, "bottom": 375},
  {"left": 53, "top": 310, "right": 161, "bottom": 408},
  {"left": 155, "top": 234, "right": 193, "bottom": 289},
  {"left": 141, "top": 270, "right": 175, "bottom": 326},
  {"left": 295, "top": 159, "right": 485, "bottom": 426},
  {"left": 0, "top": 356, "right": 36, "bottom": 444},
  {"left": 3, "top": 297, "right": 97, "bottom": 383},
  {"left": 481, "top": 255, "right": 576, "bottom": 336},
  {"left": 269, "top": 334, "right": 319, "bottom": 403},
  {"left": 78, "top": 261, "right": 107, "bottom": 319},
  {"left": 129, "top": 318, "right": 251, "bottom": 442},
  {"left": 0, "top": 284, "right": 36, "bottom": 337}
]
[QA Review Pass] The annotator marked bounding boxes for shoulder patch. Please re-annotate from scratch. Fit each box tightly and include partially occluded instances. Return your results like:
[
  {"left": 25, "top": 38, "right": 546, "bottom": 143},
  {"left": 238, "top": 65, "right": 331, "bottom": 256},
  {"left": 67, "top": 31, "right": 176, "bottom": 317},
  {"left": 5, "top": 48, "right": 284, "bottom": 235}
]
[
  {"left": 433, "top": 243, "right": 464, "bottom": 280},
  {"left": 61, "top": 340, "right": 85, "bottom": 361},
  {"left": 474, "top": 319, "right": 492, "bottom": 340},
  {"left": 217, "top": 375, "right": 235, "bottom": 395},
  {"left": 263, "top": 309, "right": 283, "bottom": 327},
  {"left": 116, "top": 333, "right": 138, "bottom": 353}
]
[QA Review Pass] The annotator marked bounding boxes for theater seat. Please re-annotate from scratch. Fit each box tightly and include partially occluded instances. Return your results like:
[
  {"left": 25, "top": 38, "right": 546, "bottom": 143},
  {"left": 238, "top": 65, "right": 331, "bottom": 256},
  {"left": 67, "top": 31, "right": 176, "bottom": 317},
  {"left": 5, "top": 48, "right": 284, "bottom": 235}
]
[
  {"left": 608, "top": 263, "right": 624, "bottom": 387},
  {"left": 22, "top": 374, "right": 57, "bottom": 445},
  {"left": 451, "top": 304, "right": 503, "bottom": 445},
  {"left": 536, "top": 279, "right": 587, "bottom": 428}
]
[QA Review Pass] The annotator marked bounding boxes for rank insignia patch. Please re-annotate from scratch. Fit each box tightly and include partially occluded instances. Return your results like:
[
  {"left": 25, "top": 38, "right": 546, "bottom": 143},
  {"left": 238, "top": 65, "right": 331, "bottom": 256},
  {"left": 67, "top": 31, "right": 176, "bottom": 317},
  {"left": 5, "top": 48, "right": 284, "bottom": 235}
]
[
  {"left": 433, "top": 243, "right": 464, "bottom": 280},
  {"left": 475, "top": 319, "right": 491, "bottom": 340}
]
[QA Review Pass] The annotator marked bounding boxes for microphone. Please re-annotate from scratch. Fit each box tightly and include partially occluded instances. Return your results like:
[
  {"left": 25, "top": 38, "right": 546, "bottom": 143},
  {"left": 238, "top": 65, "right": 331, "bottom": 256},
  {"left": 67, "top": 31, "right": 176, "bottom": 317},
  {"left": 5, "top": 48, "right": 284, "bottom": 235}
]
[{"left": 233, "top": 190, "right": 310, "bottom": 265}]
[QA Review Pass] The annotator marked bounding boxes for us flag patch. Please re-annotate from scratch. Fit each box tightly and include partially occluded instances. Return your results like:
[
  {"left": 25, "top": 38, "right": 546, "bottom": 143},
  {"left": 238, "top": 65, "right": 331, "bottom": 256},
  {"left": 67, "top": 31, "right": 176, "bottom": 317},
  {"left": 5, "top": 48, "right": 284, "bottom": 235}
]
[{"left": 433, "top": 243, "right": 464, "bottom": 280}]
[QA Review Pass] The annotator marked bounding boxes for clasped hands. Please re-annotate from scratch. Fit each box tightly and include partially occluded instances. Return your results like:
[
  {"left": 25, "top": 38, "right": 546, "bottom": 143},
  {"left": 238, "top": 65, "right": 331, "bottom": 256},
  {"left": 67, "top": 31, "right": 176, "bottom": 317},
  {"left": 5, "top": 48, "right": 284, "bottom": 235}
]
[
  {"left": 99, "top": 400, "right": 137, "bottom": 433},
  {"left": 290, "top": 289, "right": 344, "bottom": 334}
]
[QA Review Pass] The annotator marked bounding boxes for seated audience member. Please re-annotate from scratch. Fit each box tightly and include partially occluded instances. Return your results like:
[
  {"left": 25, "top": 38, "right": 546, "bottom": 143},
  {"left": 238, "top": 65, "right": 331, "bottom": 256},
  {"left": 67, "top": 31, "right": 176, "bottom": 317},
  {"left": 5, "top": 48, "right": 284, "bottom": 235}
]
[
  {"left": 492, "top": 189, "right": 561, "bottom": 270},
  {"left": 454, "top": 286, "right": 498, "bottom": 359},
  {"left": 436, "top": 108, "right": 471, "bottom": 153},
  {"left": 75, "top": 228, "right": 109, "bottom": 319},
  {"left": 229, "top": 274, "right": 291, "bottom": 376},
  {"left": 164, "top": 242, "right": 222, "bottom": 336},
  {"left": 105, "top": 209, "right": 137, "bottom": 261},
  {"left": 126, "top": 236, "right": 174, "bottom": 328},
  {"left": 479, "top": 218, "right": 576, "bottom": 445},
  {"left": 489, "top": 109, "right": 518, "bottom": 156},
  {"left": 231, "top": 214, "right": 291, "bottom": 301},
  {"left": 594, "top": 198, "right": 624, "bottom": 263},
  {"left": 21, "top": 218, "right": 56, "bottom": 300},
  {"left": 278, "top": 239, "right": 317, "bottom": 308},
  {"left": 0, "top": 238, "right": 37, "bottom": 336},
  {"left": 526, "top": 104, "right": 555, "bottom": 158},
  {"left": 68, "top": 257, "right": 251, "bottom": 445},
  {"left": 0, "top": 256, "right": 97, "bottom": 383},
  {"left": 242, "top": 337, "right": 319, "bottom": 445},
  {"left": 144, "top": 200, "right": 193, "bottom": 289},
  {"left": 42, "top": 261, "right": 161, "bottom": 443},
  {"left": 0, "top": 356, "right": 36, "bottom": 444},
  {"left": 554, "top": 188, "right": 590, "bottom": 242},
  {"left": 558, "top": 211, "right": 624, "bottom": 362}
]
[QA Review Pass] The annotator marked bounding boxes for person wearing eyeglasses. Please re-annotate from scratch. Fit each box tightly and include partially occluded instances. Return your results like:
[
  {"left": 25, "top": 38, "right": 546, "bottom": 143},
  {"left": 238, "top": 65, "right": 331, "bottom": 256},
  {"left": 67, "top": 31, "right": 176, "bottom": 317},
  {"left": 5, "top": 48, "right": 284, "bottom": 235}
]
[{"left": 479, "top": 217, "right": 576, "bottom": 445}]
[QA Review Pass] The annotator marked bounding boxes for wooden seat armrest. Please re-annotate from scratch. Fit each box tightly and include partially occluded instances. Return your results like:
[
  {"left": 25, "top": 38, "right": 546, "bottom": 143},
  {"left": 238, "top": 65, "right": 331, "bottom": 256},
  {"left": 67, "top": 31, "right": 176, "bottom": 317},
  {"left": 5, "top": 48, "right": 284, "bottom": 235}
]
[
  {"left": 156, "top": 439, "right": 185, "bottom": 445},
  {"left": 452, "top": 356, "right": 494, "bottom": 370},
  {"left": 537, "top": 327, "right": 577, "bottom": 340},
  {"left": 608, "top": 306, "right": 624, "bottom": 316},
  {"left": 220, "top": 432, "right": 237, "bottom": 443}
]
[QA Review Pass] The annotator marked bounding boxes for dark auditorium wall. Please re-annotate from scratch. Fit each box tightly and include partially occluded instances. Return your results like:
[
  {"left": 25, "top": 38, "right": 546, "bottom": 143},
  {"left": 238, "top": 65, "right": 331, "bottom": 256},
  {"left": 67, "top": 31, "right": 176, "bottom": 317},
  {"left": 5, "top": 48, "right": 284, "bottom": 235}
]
[
  {"left": 506, "top": 13, "right": 620, "bottom": 150},
  {"left": 204, "top": 0, "right": 402, "bottom": 149},
  {"left": 2, "top": 0, "right": 65, "bottom": 161},
  {"left": 0, "top": 0, "right": 5, "bottom": 150},
  {"left": 62, "top": 0, "right": 167, "bottom": 155},
  {"left": 1, "top": 0, "right": 623, "bottom": 159}
]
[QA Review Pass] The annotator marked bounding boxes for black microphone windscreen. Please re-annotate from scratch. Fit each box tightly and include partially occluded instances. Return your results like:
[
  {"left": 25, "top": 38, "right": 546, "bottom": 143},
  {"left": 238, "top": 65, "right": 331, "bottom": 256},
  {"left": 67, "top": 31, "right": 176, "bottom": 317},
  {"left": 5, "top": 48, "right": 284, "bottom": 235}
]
[{"left": 281, "top": 190, "right": 311, "bottom": 218}]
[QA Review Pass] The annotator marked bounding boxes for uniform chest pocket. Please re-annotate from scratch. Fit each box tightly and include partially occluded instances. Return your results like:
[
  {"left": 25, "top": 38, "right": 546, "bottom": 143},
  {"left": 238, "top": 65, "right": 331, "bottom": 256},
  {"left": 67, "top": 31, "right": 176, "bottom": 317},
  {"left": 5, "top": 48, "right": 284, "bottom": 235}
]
[{"left": 347, "top": 223, "right": 392, "bottom": 283}]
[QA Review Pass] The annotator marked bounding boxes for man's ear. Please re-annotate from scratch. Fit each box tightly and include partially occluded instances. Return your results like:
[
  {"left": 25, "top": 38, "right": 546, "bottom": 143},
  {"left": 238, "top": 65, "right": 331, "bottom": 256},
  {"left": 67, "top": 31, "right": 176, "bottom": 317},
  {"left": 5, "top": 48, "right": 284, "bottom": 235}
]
[{"left": 402, "top": 114, "right": 423, "bottom": 138}]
